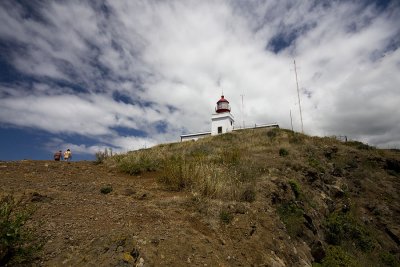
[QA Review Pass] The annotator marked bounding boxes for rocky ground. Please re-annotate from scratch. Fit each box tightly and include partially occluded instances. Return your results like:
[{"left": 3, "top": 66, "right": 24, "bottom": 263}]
[{"left": 1, "top": 160, "right": 308, "bottom": 267}]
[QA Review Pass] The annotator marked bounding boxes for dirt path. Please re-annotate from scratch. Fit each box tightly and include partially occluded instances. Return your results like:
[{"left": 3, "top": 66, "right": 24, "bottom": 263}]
[{"left": 0, "top": 160, "right": 309, "bottom": 266}]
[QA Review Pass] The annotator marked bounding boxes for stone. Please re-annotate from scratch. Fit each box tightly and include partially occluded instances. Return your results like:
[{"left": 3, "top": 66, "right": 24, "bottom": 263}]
[
  {"left": 136, "top": 257, "right": 144, "bottom": 267},
  {"left": 122, "top": 252, "right": 134, "bottom": 263},
  {"left": 310, "top": 240, "right": 325, "bottom": 263},
  {"left": 327, "top": 185, "right": 345, "bottom": 198}
]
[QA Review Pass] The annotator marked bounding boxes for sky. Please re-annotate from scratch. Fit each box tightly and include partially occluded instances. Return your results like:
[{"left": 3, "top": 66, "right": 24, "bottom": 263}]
[{"left": 0, "top": 0, "right": 399, "bottom": 160}]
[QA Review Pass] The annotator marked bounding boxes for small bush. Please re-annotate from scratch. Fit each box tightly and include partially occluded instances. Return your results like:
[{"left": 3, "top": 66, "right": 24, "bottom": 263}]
[
  {"left": 100, "top": 186, "right": 113, "bottom": 194},
  {"left": 0, "top": 195, "right": 38, "bottom": 265},
  {"left": 380, "top": 252, "right": 400, "bottom": 267},
  {"left": 279, "top": 148, "right": 289, "bottom": 157},
  {"left": 219, "top": 210, "right": 233, "bottom": 224},
  {"left": 317, "top": 246, "right": 359, "bottom": 267},
  {"left": 289, "top": 180, "right": 301, "bottom": 199},
  {"left": 324, "top": 212, "right": 374, "bottom": 252},
  {"left": 95, "top": 148, "right": 113, "bottom": 164}
]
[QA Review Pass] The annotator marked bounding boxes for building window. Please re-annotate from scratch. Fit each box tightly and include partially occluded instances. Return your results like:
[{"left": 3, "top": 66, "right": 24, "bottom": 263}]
[{"left": 218, "top": 126, "right": 222, "bottom": 134}]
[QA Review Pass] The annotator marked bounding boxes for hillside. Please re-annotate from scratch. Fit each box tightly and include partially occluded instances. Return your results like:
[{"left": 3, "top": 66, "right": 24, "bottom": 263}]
[{"left": 1, "top": 128, "right": 400, "bottom": 266}]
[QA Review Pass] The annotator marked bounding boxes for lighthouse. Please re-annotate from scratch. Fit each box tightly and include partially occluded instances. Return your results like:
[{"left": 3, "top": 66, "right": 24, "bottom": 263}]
[
  {"left": 211, "top": 95, "right": 234, "bottom": 135},
  {"left": 180, "top": 94, "right": 278, "bottom": 141}
]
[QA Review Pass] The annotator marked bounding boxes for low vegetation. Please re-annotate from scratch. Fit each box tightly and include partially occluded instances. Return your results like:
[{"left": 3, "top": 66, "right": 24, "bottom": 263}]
[
  {"left": 102, "top": 127, "right": 400, "bottom": 266},
  {"left": 94, "top": 148, "right": 113, "bottom": 164},
  {"left": 100, "top": 186, "right": 113, "bottom": 194},
  {"left": 0, "top": 195, "right": 38, "bottom": 265}
]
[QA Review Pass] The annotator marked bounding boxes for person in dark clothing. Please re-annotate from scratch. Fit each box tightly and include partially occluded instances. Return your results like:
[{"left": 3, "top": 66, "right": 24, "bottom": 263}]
[{"left": 54, "top": 150, "right": 62, "bottom": 161}]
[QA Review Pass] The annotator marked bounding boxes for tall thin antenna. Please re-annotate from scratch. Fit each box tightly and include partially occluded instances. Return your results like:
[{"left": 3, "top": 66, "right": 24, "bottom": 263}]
[
  {"left": 290, "top": 109, "right": 294, "bottom": 132},
  {"left": 240, "top": 94, "right": 245, "bottom": 128},
  {"left": 294, "top": 59, "right": 304, "bottom": 133}
]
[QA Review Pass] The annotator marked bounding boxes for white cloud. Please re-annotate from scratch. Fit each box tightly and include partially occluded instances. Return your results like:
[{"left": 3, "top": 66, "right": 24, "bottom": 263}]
[{"left": 0, "top": 0, "right": 399, "bottom": 151}]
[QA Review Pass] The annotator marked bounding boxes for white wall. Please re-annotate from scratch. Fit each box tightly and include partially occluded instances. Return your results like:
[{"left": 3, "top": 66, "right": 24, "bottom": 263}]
[
  {"left": 211, "top": 113, "right": 234, "bottom": 135},
  {"left": 181, "top": 133, "right": 210, "bottom": 142}
]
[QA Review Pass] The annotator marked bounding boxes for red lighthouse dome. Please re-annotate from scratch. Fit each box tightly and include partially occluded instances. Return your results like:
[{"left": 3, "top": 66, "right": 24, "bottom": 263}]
[{"left": 215, "top": 95, "right": 231, "bottom": 113}]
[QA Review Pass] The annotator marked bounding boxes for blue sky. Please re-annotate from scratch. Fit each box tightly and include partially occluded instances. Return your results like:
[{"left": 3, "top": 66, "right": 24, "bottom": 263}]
[{"left": 0, "top": 0, "right": 399, "bottom": 161}]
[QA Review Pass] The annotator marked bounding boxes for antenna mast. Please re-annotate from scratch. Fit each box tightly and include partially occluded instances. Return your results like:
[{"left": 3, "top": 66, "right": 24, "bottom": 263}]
[
  {"left": 240, "top": 94, "right": 245, "bottom": 128},
  {"left": 294, "top": 59, "right": 304, "bottom": 133},
  {"left": 290, "top": 109, "right": 294, "bottom": 132}
]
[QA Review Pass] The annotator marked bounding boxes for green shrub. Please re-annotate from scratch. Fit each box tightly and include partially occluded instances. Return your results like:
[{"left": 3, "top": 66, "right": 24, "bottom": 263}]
[
  {"left": 100, "top": 186, "right": 113, "bottom": 194},
  {"left": 0, "top": 195, "right": 38, "bottom": 265},
  {"left": 324, "top": 212, "right": 374, "bottom": 252},
  {"left": 219, "top": 210, "right": 233, "bottom": 224},
  {"left": 277, "top": 201, "right": 304, "bottom": 238},
  {"left": 279, "top": 148, "right": 289, "bottom": 157},
  {"left": 380, "top": 252, "right": 400, "bottom": 267},
  {"left": 317, "top": 246, "right": 359, "bottom": 267},
  {"left": 289, "top": 180, "right": 301, "bottom": 199}
]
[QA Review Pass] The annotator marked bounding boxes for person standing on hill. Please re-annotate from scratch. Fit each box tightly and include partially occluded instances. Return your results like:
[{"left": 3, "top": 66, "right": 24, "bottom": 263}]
[
  {"left": 64, "top": 149, "right": 72, "bottom": 161},
  {"left": 54, "top": 150, "right": 62, "bottom": 161}
]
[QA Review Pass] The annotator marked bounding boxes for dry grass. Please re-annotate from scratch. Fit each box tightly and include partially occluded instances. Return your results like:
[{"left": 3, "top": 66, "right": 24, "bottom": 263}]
[{"left": 103, "top": 127, "right": 400, "bottom": 266}]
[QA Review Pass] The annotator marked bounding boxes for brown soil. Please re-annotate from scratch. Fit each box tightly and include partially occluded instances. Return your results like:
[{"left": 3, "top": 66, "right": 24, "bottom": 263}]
[{"left": 0, "top": 160, "right": 306, "bottom": 267}]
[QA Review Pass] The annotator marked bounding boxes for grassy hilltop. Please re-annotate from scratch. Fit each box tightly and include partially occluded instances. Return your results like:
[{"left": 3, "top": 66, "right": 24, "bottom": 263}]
[
  {"left": 103, "top": 127, "right": 400, "bottom": 266},
  {"left": 2, "top": 127, "right": 400, "bottom": 266}
]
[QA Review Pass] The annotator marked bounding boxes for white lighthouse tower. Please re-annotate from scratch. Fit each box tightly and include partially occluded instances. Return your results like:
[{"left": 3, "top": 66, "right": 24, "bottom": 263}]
[{"left": 211, "top": 95, "right": 234, "bottom": 135}]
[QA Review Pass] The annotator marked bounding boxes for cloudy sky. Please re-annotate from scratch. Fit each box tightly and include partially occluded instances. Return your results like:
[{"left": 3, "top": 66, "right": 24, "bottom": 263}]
[{"left": 0, "top": 0, "right": 399, "bottom": 160}]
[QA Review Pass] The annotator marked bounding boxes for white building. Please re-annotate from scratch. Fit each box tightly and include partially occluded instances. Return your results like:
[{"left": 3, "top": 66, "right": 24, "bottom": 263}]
[{"left": 180, "top": 94, "right": 278, "bottom": 141}]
